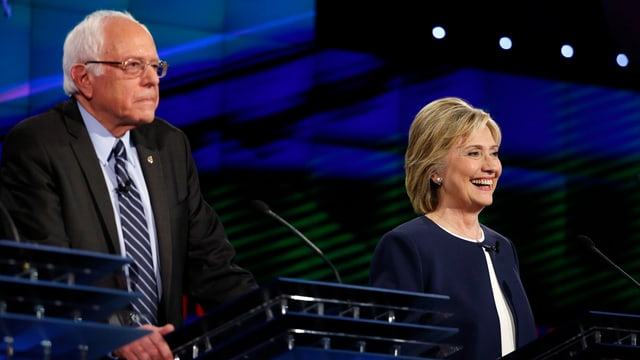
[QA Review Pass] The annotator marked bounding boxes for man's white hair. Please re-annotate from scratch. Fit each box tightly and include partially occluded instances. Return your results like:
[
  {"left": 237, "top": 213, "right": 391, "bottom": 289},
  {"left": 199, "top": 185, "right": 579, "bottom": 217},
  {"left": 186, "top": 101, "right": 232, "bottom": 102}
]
[{"left": 62, "top": 10, "right": 152, "bottom": 96}]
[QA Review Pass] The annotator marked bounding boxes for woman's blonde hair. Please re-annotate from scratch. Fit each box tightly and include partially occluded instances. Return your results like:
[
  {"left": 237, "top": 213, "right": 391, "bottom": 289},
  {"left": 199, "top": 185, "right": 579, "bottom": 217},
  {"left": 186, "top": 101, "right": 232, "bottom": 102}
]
[{"left": 404, "top": 97, "right": 502, "bottom": 214}]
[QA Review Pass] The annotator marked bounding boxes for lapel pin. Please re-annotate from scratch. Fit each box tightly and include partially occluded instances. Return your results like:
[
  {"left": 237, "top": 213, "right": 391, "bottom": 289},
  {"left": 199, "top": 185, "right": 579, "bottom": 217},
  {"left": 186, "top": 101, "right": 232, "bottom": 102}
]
[{"left": 147, "top": 156, "right": 154, "bottom": 164}]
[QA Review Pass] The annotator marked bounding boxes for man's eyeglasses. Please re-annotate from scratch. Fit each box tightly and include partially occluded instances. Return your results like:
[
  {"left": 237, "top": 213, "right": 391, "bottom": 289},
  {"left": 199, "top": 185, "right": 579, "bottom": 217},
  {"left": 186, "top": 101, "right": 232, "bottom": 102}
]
[{"left": 85, "top": 58, "right": 169, "bottom": 78}]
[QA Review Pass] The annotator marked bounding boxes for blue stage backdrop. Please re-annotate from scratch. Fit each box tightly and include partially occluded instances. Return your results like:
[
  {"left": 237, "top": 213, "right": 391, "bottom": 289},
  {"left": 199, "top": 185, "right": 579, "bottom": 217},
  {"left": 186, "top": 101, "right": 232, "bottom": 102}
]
[{"left": 2, "top": 0, "right": 640, "bottom": 330}]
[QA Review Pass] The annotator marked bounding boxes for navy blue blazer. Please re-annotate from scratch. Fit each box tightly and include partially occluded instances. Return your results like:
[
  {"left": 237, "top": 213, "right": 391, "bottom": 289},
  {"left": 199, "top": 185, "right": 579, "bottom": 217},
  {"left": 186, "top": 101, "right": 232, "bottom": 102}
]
[{"left": 370, "top": 216, "right": 537, "bottom": 359}]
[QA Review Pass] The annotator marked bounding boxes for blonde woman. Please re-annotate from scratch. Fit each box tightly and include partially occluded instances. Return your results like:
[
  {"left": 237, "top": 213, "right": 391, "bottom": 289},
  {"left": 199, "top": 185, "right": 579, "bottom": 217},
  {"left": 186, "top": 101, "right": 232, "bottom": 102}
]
[{"left": 370, "top": 97, "right": 537, "bottom": 359}]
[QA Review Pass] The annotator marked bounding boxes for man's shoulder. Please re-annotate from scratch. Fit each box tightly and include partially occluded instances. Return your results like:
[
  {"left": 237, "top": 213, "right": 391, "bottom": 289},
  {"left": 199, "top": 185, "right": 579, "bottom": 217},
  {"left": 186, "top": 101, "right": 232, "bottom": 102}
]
[
  {"left": 133, "top": 117, "right": 190, "bottom": 152},
  {"left": 140, "top": 116, "right": 183, "bottom": 135}
]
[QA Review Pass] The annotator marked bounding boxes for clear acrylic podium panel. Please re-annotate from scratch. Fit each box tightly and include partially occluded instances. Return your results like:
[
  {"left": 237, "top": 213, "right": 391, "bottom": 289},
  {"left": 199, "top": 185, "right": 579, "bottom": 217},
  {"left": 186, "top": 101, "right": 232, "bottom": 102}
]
[
  {"left": 0, "top": 239, "right": 150, "bottom": 360},
  {"left": 503, "top": 310, "right": 640, "bottom": 360},
  {"left": 0, "top": 312, "right": 148, "bottom": 360},
  {"left": 166, "top": 277, "right": 462, "bottom": 359}
]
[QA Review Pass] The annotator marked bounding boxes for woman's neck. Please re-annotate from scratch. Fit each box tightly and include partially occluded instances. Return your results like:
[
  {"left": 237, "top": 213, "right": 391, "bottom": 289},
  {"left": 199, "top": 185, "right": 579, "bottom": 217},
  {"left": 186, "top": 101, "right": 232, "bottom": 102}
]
[{"left": 426, "top": 211, "right": 483, "bottom": 240}]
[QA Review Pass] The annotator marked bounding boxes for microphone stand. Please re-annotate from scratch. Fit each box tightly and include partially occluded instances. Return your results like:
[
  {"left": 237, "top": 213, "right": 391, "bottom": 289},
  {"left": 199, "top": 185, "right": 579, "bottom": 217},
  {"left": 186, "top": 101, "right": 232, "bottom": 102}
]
[
  {"left": 252, "top": 200, "right": 342, "bottom": 284},
  {"left": 578, "top": 235, "right": 640, "bottom": 290}
]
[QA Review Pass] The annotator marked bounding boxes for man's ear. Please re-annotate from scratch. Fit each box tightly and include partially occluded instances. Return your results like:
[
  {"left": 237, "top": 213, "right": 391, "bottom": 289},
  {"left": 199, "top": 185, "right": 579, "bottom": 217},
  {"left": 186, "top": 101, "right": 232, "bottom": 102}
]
[{"left": 70, "top": 64, "right": 93, "bottom": 99}]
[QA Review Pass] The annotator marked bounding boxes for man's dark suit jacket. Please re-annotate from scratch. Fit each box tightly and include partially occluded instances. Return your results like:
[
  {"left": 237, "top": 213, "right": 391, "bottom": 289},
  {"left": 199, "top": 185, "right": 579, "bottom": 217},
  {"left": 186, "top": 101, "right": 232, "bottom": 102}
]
[{"left": 0, "top": 97, "right": 258, "bottom": 327}]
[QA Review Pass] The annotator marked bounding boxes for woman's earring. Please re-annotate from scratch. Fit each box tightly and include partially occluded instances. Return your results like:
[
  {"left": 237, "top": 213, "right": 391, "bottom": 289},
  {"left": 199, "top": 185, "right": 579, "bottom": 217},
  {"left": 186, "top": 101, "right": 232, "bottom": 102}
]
[{"left": 434, "top": 177, "right": 443, "bottom": 185}]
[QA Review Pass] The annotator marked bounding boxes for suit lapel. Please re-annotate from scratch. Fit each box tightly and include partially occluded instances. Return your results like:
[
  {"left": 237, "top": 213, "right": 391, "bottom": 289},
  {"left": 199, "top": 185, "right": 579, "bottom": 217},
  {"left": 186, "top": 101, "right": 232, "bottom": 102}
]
[
  {"left": 132, "top": 130, "right": 173, "bottom": 300},
  {"left": 63, "top": 99, "right": 121, "bottom": 253}
]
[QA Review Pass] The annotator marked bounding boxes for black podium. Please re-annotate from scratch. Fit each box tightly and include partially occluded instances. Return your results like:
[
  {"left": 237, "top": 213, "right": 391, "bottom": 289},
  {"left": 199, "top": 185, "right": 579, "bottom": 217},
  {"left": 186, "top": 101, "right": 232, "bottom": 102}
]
[
  {"left": 0, "top": 240, "right": 150, "bottom": 360},
  {"left": 165, "top": 277, "right": 461, "bottom": 359},
  {"left": 504, "top": 310, "right": 640, "bottom": 359}
]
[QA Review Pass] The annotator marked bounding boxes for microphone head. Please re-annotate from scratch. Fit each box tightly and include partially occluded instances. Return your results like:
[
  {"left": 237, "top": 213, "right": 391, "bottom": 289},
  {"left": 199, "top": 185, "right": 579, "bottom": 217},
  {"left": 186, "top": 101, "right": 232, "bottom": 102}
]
[
  {"left": 251, "top": 200, "right": 271, "bottom": 214},
  {"left": 577, "top": 234, "right": 595, "bottom": 249}
]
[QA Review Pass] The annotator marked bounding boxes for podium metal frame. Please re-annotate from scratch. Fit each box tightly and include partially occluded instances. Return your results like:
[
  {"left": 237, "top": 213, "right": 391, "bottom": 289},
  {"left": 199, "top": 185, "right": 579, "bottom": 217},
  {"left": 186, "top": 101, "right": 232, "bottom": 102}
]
[{"left": 165, "top": 277, "right": 461, "bottom": 359}]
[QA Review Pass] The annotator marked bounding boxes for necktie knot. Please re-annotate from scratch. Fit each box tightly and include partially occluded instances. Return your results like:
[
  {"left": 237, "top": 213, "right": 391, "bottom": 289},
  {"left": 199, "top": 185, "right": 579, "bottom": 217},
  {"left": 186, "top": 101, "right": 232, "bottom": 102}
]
[{"left": 113, "top": 139, "right": 127, "bottom": 161}]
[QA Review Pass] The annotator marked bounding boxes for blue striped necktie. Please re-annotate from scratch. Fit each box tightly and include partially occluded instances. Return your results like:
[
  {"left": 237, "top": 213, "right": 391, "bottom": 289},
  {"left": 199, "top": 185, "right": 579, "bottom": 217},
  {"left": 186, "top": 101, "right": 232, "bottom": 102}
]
[{"left": 112, "top": 139, "right": 158, "bottom": 325}]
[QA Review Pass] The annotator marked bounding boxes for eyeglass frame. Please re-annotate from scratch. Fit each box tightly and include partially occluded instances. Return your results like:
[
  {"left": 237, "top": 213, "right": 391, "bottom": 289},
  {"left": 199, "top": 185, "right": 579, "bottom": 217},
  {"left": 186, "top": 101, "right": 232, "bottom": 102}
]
[{"left": 84, "top": 58, "right": 169, "bottom": 78}]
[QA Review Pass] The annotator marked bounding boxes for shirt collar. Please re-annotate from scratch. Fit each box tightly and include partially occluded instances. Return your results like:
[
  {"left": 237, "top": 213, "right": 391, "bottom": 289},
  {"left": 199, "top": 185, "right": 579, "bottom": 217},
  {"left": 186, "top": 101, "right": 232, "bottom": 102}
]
[{"left": 77, "top": 102, "right": 131, "bottom": 165}]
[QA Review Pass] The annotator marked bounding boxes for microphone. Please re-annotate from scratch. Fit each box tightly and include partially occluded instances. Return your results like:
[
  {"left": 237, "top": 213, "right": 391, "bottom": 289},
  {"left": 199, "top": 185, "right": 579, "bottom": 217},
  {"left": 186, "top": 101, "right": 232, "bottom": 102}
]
[
  {"left": 118, "top": 180, "right": 132, "bottom": 193},
  {"left": 251, "top": 200, "right": 342, "bottom": 284},
  {"left": 481, "top": 240, "right": 500, "bottom": 253},
  {"left": 577, "top": 234, "right": 640, "bottom": 289}
]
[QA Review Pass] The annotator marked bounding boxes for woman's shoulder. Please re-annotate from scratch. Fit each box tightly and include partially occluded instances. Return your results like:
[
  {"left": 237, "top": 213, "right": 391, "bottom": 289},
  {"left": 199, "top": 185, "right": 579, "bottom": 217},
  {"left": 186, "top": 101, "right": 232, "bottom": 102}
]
[
  {"left": 480, "top": 224, "right": 509, "bottom": 240},
  {"left": 381, "top": 216, "right": 441, "bottom": 244},
  {"left": 388, "top": 215, "right": 435, "bottom": 233}
]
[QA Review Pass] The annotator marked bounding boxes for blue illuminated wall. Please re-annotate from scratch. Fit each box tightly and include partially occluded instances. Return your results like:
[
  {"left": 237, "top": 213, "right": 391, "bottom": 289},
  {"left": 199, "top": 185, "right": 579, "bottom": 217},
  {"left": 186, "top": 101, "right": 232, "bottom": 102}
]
[{"left": 3, "top": 0, "right": 640, "bottom": 330}]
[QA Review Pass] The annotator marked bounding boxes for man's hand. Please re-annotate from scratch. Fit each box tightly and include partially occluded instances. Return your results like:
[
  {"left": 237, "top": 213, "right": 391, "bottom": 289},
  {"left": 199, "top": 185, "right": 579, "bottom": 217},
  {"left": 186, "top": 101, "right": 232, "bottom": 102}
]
[{"left": 113, "top": 323, "right": 175, "bottom": 360}]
